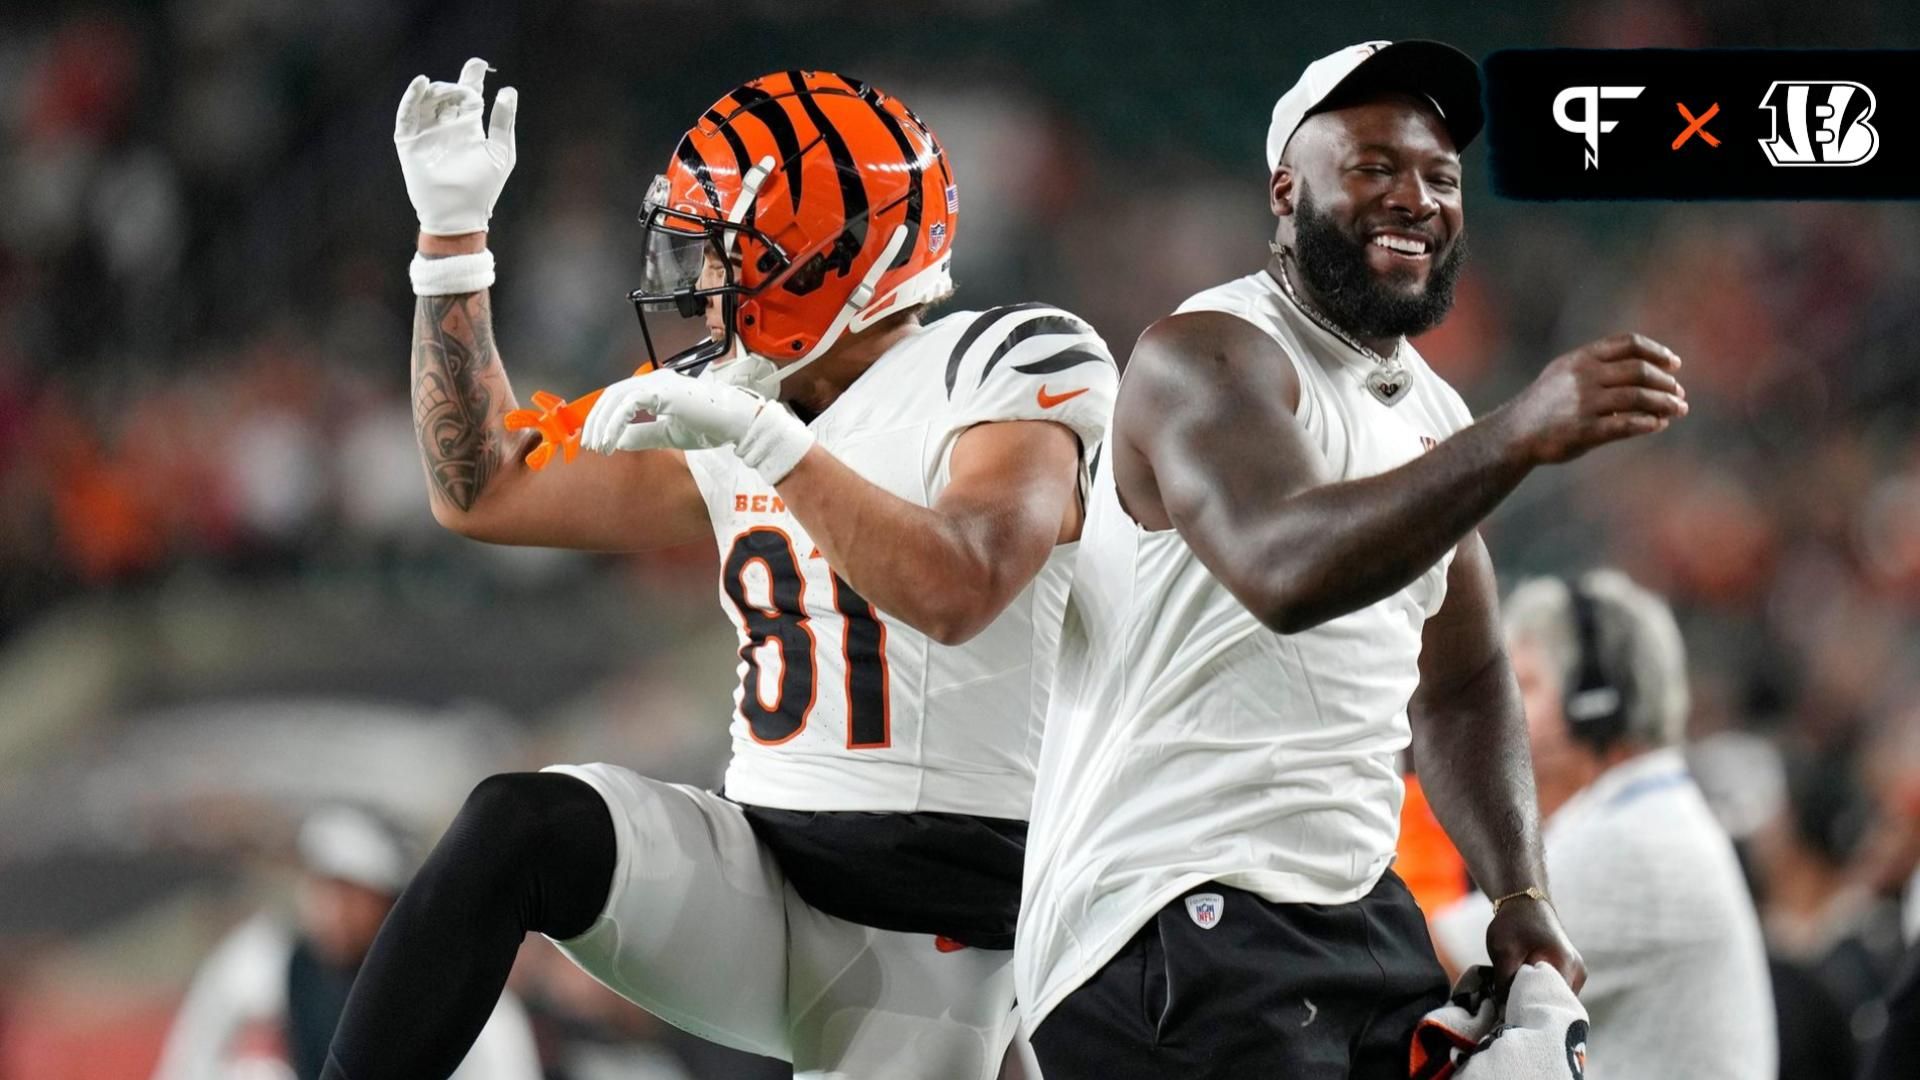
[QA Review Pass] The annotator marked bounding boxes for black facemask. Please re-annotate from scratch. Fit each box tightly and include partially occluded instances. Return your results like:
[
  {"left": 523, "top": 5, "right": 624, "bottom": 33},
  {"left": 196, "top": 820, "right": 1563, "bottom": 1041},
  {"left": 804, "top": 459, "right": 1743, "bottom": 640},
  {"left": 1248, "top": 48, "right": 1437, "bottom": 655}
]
[{"left": 1289, "top": 185, "right": 1468, "bottom": 340}]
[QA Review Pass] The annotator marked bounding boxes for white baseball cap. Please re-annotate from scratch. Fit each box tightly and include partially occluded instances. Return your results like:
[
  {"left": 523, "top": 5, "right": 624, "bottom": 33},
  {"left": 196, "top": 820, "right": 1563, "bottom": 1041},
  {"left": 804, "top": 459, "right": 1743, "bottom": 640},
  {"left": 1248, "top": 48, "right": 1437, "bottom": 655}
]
[
  {"left": 1266, "top": 40, "right": 1484, "bottom": 174},
  {"left": 297, "top": 805, "right": 412, "bottom": 894}
]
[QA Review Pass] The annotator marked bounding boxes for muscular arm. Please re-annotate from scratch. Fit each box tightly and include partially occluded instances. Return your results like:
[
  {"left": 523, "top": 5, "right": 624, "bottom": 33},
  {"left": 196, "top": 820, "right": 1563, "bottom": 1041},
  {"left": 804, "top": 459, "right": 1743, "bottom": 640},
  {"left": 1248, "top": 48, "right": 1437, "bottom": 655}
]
[
  {"left": 412, "top": 289, "right": 510, "bottom": 514},
  {"left": 1408, "top": 535, "right": 1544, "bottom": 899},
  {"left": 1119, "top": 311, "right": 1528, "bottom": 633},
  {"left": 1119, "top": 310, "right": 1680, "bottom": 633},
  {"left": 410, "top": 233, "right": 708, "bottom": 551},
  {"left": 772, "top": 419, "right": 1083, "bottom": 646},
  {"left": 1410, "top": 536, "right": 1584, "bottom": 989}
]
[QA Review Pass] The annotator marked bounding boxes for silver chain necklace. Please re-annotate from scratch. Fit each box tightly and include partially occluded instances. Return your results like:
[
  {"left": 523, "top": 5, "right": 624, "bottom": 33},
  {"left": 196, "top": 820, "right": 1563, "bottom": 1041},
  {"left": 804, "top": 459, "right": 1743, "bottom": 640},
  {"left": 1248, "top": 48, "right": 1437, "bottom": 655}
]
[{"left": 1268, "top": 244, "right": 1412, "bottom": 407}]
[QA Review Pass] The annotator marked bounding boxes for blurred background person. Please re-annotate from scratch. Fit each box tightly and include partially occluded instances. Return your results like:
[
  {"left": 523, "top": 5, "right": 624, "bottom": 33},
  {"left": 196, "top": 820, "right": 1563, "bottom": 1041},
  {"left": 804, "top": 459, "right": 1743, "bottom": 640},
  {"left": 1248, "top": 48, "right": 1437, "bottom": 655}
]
[
  {"left": 1429, "top": 570, "right": 1775, "bottom": 1080},
  {"left": 151, "top": 805, "right": 540, "bottom": 1080},
  {"left": 1851, "top": 705, "right": 1920, "bottom": 1080},
  {"left": 1746, "top": 746, "right": 1906, "bottom": 1077},
  {"left": 1858, "top": 943, "right": 1920, "bottom": 1080}
]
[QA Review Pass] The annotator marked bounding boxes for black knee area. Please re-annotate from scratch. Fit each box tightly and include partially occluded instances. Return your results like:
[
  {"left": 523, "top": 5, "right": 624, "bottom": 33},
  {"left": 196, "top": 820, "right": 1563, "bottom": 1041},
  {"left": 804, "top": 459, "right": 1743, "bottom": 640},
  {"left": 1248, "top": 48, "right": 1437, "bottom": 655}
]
[
  {"left": 428, "top": 771, "right": 616, "bottom": 939},
  {"left": 327, "top": 772, "right": 614, "bottom": 1079}
]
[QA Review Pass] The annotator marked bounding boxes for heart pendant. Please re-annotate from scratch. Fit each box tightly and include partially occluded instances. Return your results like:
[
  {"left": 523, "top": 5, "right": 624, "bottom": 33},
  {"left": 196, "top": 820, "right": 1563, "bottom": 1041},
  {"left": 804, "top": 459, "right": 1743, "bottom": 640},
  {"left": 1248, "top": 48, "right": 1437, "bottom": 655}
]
[{"left": 1365, "top": 364, "right": 1410, "bottom": 407}]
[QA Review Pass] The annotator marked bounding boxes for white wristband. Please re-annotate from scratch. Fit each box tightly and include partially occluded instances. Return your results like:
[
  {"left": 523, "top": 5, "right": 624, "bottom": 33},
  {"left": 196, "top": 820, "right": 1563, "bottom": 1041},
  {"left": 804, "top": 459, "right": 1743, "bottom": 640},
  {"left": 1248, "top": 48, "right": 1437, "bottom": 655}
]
[
  {"left": 734, "top": 402, "right": 815, "bottom": 485},
  {"left": 410, "top": 250, "right": 495, "bottom": 296}
]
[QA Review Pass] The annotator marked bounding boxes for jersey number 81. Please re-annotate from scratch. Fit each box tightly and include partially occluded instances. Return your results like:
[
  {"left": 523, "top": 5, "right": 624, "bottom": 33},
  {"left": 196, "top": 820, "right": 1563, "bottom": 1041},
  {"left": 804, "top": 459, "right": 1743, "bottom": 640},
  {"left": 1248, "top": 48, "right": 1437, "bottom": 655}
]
[{"left": 722, "top": 527, "right": 891, "bottom": 749}]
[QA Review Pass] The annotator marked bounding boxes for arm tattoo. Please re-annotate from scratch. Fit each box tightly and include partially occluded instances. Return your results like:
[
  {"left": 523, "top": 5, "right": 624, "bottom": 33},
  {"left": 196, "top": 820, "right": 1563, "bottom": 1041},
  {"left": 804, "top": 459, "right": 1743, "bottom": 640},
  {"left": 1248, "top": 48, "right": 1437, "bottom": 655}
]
[{"left": 412, "top": 293, "right": 505, "bottom": 512}]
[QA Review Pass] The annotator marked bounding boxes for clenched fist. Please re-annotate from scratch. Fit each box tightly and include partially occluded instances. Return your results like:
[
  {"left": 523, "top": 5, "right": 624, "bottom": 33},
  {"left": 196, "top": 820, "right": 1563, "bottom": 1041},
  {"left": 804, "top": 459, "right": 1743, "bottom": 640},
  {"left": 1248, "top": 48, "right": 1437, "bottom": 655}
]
[
  {"left": 581, "top": 369, "right": 818, "bottom": 485},
  {"left": 1496, "top": 333, "right": 1689, "bottom": 465}
]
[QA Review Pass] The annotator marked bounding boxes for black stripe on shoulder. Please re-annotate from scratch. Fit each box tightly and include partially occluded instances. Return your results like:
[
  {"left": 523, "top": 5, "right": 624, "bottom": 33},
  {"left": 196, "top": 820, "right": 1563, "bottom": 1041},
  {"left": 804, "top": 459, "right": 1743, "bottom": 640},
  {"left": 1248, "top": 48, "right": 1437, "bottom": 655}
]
[
  {"left": 1012, "top": 347, "right": 1110, "bottom": 377},
  {"left": 728, "top": 85, "right": 803, "bottom": 211},
  {"left": 944, "top": 302, "right": 1055, "bottom": 398},
  {"left": 1088, "top": 442, "right": 1104, "bottom": 483},
  {"left": 978, "top": 314, "right": 1096, "bottom": 387}
]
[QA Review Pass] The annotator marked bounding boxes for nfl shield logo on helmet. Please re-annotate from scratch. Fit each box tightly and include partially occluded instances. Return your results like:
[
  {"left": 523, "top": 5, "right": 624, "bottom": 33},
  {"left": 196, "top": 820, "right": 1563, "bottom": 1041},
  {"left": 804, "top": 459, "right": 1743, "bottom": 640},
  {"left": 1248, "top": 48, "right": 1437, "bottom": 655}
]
[
  {"left": 928, "top": 220, "right": 947, "bottom": 253},
  {"left": 1185, "top": 892, "right": 1224, "bottom": 929}
]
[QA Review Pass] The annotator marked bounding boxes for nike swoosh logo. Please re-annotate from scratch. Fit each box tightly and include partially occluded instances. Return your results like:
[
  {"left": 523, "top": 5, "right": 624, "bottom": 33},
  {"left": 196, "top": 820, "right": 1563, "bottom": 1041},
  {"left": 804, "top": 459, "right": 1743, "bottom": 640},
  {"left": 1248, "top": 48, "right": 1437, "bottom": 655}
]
[{"left": 1036, "top": 385, "right": 1090, "bottom": 409}]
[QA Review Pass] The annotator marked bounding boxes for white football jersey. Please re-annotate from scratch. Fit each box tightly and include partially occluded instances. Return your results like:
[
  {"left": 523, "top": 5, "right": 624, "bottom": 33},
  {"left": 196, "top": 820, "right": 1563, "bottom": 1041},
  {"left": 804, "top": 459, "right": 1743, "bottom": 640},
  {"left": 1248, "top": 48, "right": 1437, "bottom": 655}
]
[
  {"left": 1017, "top": 270, "right": 1476, "bottom": 1028},
  {"left": 684, "top": 304, "right": 1116, "bottom": 821}
]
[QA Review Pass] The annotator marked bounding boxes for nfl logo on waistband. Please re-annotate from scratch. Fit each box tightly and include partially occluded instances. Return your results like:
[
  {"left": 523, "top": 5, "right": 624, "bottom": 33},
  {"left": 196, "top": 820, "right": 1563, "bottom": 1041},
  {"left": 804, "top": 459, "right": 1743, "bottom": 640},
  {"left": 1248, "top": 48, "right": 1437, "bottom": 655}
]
[{"left": 1185, "top": 893, "right": 1224, "bottom": 929}]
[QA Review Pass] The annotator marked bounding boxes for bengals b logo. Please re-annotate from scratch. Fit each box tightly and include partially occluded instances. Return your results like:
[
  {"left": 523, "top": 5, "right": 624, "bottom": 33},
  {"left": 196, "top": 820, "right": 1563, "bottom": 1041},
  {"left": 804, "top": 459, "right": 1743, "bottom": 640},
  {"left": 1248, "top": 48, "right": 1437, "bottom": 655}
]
[
  {"left": 1757, "top": 81, "right": 1879, "bottom": 167},
  {"left": 1565, "top": 1018, "right": 1589, "bottom": 1079}
]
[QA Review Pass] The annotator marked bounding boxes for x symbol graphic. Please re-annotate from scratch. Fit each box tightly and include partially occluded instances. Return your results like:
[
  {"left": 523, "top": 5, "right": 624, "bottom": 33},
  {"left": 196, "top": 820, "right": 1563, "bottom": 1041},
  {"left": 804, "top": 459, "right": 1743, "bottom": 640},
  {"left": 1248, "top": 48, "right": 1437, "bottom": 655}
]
[{"left": 1673, "top": 102, "right": 1721, "bottom": 149}]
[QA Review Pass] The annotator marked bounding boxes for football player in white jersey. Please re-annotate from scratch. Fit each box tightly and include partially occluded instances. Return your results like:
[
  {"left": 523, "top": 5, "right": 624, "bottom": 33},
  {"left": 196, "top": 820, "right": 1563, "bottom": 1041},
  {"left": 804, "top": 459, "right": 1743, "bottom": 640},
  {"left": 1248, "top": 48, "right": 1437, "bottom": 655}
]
[
  {"left": 1017, "top": 41, "right": 1688, "bottom": 1077},
  {"left": 323, "top": 63, "right": 1115, "bottom": 1080}
]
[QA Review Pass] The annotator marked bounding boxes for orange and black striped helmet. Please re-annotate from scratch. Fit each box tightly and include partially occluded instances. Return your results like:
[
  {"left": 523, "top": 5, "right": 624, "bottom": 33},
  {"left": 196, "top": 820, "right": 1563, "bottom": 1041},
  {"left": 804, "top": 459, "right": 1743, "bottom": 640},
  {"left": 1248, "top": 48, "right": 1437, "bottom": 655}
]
[{"left": 629, "top": 70, "right": 956, "bottom": 379}]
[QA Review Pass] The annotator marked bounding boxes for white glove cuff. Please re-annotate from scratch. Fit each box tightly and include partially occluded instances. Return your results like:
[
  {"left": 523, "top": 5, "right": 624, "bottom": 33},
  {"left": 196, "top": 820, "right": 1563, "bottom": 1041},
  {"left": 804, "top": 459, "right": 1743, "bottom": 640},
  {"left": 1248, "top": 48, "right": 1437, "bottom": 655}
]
[
  {"left": 410, "top": 250, "right": 496, "bottom": 296},
  {"left": 735, "top": 402, "right": 815, "bottom": 485}
]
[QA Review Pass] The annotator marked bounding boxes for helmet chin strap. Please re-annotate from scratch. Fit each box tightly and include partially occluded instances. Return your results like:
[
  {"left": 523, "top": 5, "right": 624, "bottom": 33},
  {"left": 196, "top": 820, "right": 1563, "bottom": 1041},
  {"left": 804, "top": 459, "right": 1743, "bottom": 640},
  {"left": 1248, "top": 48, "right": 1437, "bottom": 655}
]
[
  {"left": 712, "top": 223, "right": 910, "bottom": 398},
  {"left": 700, "top": 155, "right": 777, "bottom": 390},
  {"left": 725, "top": 156, "right": 775, "bottom": 247}
]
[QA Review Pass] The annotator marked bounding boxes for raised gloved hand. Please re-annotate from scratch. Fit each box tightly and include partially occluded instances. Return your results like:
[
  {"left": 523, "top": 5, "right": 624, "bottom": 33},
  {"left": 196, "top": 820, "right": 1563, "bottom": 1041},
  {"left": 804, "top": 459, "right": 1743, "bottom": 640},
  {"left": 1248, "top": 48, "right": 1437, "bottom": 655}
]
[
  {"left": 394, "top": 57, "right": 518, "bottom": 236},
  {"left": 580, "top": 369, "right": 816, "bottom": 484}
]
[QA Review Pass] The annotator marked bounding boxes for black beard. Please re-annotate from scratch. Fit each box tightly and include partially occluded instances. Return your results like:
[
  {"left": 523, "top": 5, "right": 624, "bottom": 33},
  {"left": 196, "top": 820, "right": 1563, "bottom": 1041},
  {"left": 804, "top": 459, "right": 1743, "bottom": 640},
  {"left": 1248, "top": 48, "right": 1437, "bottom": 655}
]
[{"left": 1289, "top": 187, "right": 1467, "bottom": 339}]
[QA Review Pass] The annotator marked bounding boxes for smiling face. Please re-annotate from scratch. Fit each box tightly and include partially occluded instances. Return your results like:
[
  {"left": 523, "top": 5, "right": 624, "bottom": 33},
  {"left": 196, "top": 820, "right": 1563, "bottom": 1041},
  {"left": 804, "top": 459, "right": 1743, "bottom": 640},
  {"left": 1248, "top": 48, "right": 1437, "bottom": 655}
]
[{"left": 1274, "top": 92, "right": 1467, "bottom": 339}]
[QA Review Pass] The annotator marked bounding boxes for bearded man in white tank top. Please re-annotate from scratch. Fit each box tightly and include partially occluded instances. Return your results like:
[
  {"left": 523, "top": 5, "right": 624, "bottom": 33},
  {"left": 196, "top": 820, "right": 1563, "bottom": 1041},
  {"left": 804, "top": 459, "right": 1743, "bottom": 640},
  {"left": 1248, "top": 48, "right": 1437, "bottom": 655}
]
[{"left": 1018, "top": 41, "right": 1692, "bottom": 1078}]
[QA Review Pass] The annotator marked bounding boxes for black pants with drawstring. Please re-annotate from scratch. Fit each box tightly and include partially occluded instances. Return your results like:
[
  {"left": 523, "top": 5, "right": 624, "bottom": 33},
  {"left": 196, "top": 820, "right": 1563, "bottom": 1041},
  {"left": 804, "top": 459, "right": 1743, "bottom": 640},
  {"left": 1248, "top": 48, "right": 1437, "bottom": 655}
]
[{"left": 1032, "top": 871, "right": 1449, "bottom": 1080}]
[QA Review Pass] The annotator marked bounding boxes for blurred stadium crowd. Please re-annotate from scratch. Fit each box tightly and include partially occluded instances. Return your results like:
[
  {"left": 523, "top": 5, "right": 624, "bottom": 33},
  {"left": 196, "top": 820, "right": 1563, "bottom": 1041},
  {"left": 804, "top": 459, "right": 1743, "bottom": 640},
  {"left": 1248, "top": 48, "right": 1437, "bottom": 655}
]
[{"left": 3, "top": 1, "right": 1920, "bottom": 1077}]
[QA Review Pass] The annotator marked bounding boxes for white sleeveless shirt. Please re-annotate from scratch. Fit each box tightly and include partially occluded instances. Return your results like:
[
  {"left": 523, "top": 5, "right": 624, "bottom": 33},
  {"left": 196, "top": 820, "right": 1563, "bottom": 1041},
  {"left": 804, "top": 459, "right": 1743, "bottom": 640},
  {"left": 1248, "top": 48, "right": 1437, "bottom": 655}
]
[{"left": 1016, "top": 270, "right": 1476, "bottom": 1029}]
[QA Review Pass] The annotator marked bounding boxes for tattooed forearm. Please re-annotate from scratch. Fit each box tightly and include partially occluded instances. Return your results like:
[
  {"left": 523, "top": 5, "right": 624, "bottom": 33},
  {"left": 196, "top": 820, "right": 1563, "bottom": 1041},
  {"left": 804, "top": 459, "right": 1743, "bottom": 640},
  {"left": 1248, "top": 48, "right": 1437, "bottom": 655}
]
[{"left": 412, "top": 292, "right": 509, "bottom": 512}]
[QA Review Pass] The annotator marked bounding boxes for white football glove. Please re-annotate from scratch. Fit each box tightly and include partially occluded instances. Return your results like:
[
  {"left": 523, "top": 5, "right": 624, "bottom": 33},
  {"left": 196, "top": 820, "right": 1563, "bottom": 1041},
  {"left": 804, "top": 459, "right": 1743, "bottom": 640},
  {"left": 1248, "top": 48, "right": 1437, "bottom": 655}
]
[
  {"left": 394, "top": 57, "right": 517, "bottom": 236},
  {"left": 580, "top": 369, "right": 816, "bottom": 484},
  {"left": 1411, "top": 963, "right": 1589, "bottom": 1080}
]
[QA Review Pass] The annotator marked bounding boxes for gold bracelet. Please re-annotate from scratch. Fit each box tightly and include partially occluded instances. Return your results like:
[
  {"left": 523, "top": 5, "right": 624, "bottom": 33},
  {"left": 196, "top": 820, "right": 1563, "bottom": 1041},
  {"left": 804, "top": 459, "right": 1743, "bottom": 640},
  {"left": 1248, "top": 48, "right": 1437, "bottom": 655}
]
[{"left": 1489, "top": 885, "right": 1550, "bottom": 915}]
